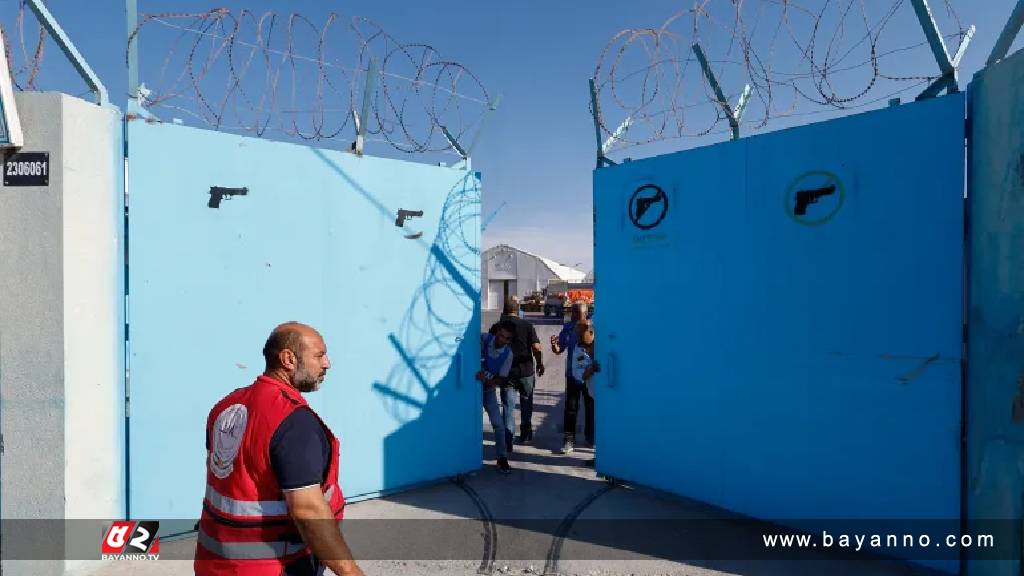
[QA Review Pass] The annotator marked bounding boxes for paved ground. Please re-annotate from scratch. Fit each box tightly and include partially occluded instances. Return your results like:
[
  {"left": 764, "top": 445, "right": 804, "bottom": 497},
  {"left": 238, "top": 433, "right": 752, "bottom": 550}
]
[{"left": 79, "top": 313, "right": 943, "bottom": 576}]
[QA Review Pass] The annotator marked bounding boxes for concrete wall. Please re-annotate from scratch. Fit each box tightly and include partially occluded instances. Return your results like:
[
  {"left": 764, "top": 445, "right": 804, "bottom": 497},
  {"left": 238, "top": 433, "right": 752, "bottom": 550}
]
[
  {"left": 966, "top": 47, "right": 1024, "bottom": 576},
  {"left": 0, "top": 93, "right": 124, "bottom": 575}
]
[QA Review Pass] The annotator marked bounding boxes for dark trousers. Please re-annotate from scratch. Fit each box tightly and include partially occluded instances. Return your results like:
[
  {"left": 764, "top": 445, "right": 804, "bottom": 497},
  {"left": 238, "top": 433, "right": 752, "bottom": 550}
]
[{"left": 563, "top": 376, "right": 594, "bottom": 443}]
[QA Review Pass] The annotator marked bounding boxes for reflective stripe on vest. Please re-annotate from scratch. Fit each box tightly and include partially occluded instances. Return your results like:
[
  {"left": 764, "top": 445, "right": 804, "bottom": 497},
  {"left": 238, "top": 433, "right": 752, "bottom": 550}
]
[
  {"left": 206, "top": 485, "right": 337, "bottom": 519},
  {"left": 198, "top": 528, "right": 308, "bottom": 560}
]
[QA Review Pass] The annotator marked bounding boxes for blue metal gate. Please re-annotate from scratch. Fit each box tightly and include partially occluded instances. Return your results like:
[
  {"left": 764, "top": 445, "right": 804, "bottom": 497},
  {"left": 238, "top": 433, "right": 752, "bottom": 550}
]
[
  {"left": 966, "top": 47, "right": 1024, "bottom": 576},
  {"left": 594, "top": 94, "right": 965, "bottom": 536},
  {"left": 126, "top": 121, "right": 481, "bottom": 520}
]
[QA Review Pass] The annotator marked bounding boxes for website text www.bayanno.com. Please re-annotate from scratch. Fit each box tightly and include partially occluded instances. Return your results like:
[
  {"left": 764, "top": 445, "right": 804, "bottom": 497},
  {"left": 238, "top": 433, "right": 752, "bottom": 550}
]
[{"left": 763, "top": 530, "right": 996, "bottom": 552}]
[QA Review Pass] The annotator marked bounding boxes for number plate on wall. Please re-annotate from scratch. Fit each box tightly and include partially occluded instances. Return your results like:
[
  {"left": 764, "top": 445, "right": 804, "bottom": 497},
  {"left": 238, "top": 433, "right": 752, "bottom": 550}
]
[{"left": 4, "top": 151, "right": 49, "bottom": 186}]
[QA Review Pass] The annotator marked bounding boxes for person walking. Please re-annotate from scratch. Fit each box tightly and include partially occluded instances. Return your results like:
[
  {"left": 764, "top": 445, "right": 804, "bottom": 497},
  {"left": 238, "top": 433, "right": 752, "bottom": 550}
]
[
  {"left": 571, "top": 322, "right": 599, "bottom": 466},
  {"left": 478, "top": 321, "right": 515, "bottom": 474},
  {"left": 195, "top": 322, "right": 364, "bottom": 576},
  {"left": 550, "top": 302, "right": 595, "bottom": 454},
  {"left": 490, "top": 297, "right": 545, "bottom": 445}
]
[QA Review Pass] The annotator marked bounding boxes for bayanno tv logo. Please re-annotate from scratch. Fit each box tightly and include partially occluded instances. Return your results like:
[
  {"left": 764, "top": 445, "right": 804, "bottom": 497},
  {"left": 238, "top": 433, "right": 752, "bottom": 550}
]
[{"left": 101, "top": 521, "right": 160, "bottom": 560}]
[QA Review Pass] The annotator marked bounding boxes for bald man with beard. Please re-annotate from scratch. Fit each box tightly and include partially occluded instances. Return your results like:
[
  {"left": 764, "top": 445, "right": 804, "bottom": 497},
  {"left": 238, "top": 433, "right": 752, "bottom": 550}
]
[{"left": 195, "top": 322, "right": 364, "bottom": 576}]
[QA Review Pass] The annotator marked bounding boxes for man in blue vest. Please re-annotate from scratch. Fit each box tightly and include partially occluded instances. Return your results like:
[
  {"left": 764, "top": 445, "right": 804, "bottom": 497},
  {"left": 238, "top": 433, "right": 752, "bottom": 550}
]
[
  {"left": 477, "top": 321, "right": 515, "bottom": 474},
  {"left": 489, "top": 297, "right": 545, "bottom": 447},
  {"left": 550, "top": 302, "right": 594, "bottom": 454}
]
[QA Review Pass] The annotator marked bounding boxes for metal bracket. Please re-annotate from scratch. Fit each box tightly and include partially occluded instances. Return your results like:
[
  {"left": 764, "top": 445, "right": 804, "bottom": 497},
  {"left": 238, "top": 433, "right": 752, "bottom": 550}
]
[
  {"left": 126, "top": 0, "right": 140, "bottom": 101},
  {"left": 25, "top": 0, "right": 109, "bottom": 107},
  {"left": 589, "top": 78, "right": 618, "bottom": 168},
  {"left": 465, "top": 95, "right": 501, "bottom": 161},
  {"left": 439, "top": 124, "right": 470, "bottom": 171},
  {"left": 444, "top": 95, "right": 501, "bottom": 171},
  {"left": 909, "top": 0, "right": 975, "bottom": 100},
  {"left": 692, "top": 43, "right": 751, "bottom": 140},
  {"left": 350, "top": 58, "right": 379, "bottom": 156},
  {"left": 0, "top": 38, "right": 25, "bottom": 148},
  {"left": 481, "top": 201, "right": 507, "bottom": 232},
  {"left": 987, "top": 0, "right": 1024, "bottom": 65},
  {"left": 601, "top": 117, "right": 631, "bottom": 158},
  {"left": 125, "top": 84, "right": 159, "bottom": 123}
]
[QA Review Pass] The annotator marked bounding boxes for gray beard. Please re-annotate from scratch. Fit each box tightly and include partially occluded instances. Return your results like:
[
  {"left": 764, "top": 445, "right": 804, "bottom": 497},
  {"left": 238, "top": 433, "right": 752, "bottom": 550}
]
[{"left": 293, "top": 357, "right": 322, "bottom": 392}]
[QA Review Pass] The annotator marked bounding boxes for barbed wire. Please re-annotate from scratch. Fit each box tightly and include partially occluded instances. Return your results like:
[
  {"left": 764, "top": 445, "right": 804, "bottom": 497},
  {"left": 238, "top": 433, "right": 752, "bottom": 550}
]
[
  {"left": 1, "top": 1, "right": 46, "bottom": 91},
  {"left": 128, "top": 9, "right": 491, "bottom": 155},
  {"left": 0, "top": 3, "right": 492, "bottom": 156},
  {"left": 593, "top": 0, "right": 972, "bottom": 151}
]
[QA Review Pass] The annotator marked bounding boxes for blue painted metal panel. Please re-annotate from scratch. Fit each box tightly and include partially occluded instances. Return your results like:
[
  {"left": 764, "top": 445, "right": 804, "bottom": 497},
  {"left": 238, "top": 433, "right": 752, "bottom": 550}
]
[
  {"left": 966, "top": 48, "right": 1024, "bottom": 576},
  {"left": 126, "top": 121, "right": 480, "bottom": 519},
  {"left": 595, "top": 95, "right": 965, "bottom": 566}
]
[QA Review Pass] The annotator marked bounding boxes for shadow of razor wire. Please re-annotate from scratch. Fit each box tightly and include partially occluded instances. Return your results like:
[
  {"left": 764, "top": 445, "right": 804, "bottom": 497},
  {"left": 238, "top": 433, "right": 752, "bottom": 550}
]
[
  {"left": 309, "top": 147, "right": 480, "bottom": 419},
  {"left": 310, "top": 146, "right": 478, "bottom": 302}
]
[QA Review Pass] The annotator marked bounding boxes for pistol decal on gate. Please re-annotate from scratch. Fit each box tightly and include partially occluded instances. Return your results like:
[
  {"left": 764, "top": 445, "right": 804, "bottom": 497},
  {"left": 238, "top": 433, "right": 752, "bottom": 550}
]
[
  {"left": 208, "top": 186, "right": 248, "bottom": 209},
  {"left": 793, "top": 184, "right": 836, "bottom": 216},
  {"left": 395, "top": 209, "right": 424, "bottom": 239}
]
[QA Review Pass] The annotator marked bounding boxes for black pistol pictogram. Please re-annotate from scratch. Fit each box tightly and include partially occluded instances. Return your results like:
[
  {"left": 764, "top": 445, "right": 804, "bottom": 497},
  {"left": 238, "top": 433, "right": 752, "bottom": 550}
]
[
  {"left": 395, "top": 209, "right": 423, "bottom": 227},
  {"left": 208, "top": 186, "right": 248, "bottom": 208},
  {"left": 793, "top": 184, "right": 836, "bottom": 216},
  {"left": 635, "top": 189, "right": 665, "bottom": 220}
]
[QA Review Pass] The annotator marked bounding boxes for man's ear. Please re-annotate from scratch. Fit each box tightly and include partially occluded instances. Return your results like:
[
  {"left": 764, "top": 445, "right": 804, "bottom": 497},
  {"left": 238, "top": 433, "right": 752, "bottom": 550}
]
[{"left": 279, "top": 349, "right": 298, "bottom": 371}]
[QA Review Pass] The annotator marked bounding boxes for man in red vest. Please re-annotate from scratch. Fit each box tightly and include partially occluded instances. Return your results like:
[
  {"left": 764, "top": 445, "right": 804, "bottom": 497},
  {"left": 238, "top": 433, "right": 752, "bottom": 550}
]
[{"left": 195, "top": 322, "right": 364, "bottom": 576}]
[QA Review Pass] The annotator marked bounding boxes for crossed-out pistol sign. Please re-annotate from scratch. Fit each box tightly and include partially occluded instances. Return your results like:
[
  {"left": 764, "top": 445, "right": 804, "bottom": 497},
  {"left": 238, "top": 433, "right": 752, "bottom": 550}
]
[{"left": 628, "top": 184, "right": 669, "bottom": 230}]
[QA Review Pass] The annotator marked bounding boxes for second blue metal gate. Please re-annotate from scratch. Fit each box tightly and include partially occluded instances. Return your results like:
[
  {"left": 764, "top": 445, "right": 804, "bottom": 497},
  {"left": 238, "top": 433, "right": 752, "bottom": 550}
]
[{"left": 594, "top": 94, "right": 965, "bottom": 564}]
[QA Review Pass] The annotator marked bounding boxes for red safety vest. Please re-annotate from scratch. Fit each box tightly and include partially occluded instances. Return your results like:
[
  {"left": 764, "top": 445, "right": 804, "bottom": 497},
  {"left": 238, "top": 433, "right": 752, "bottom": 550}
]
[{"left": 194, "top": 375, "right": 345, "bottom": 576}]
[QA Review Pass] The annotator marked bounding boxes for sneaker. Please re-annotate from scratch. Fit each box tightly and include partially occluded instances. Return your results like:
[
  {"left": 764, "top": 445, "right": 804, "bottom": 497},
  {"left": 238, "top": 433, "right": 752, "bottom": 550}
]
[
  {"left": 497, "top": 457, "right": 512, "bottom": 474},
  {"left": 559, "top": 440, "right": 574, "bottom": 454},
  {"left": 517, "top": 431, "right": 533, "bottom": 445}
]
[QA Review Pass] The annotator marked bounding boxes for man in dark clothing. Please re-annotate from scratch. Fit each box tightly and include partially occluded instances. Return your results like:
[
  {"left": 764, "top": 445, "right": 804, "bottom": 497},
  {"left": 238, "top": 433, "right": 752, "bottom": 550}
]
[{"left": 489, "top": 297, "right": 545, "bottom": 446}]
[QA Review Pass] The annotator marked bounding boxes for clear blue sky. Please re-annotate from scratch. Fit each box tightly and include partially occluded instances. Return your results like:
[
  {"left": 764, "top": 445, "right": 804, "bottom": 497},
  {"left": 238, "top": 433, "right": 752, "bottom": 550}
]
[{"left": 7, "top": 0, "right": 1023, "bottom": 272}]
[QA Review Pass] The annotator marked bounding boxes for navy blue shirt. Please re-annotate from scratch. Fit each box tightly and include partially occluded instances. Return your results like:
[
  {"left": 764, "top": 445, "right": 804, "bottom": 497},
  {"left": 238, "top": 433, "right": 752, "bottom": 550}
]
[
  {"left": 269, "top": 408, "right": 330, "bottom": 490},
  {"left": 272, "top": 410, "right": 329, "bottom": 575}
]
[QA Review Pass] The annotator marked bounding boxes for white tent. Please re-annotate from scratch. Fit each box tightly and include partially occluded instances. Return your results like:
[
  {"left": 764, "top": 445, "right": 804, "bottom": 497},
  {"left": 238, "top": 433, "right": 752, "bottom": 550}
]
[{"left": 481, "top": 244, "right": 586, "bottom": 310}]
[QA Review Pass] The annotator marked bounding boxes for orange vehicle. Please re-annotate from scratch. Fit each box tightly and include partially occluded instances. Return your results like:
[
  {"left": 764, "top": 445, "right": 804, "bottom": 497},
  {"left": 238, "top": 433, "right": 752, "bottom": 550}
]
[
  {"left": 566, "top": 288, "right": 594, "bottom": 305},
  {"left": 544, "top": 281, "right": 595, "bottom": 317}
]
